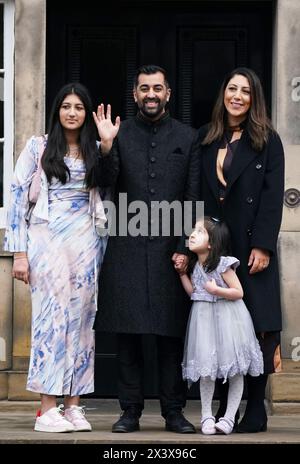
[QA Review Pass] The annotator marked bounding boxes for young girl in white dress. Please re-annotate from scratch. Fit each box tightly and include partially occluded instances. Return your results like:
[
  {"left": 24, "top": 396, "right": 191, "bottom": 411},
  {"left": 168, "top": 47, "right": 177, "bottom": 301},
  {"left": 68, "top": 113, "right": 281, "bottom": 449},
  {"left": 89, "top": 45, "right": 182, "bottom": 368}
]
[{"left": 177, "top": 217, "right": 263, "bottom": 435}]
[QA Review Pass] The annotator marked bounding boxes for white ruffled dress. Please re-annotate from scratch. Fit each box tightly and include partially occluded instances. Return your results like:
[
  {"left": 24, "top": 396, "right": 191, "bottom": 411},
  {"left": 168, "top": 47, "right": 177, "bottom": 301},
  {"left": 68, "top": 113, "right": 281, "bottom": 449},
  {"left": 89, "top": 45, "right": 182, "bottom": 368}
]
[{"left": 182, "top": 256, "right": 264, "bottom": 386}]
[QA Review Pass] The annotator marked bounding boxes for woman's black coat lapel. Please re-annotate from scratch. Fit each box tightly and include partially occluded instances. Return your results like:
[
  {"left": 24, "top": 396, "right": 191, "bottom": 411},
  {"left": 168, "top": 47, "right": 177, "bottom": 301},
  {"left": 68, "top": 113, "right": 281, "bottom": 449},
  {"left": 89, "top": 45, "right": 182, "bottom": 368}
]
[
  {"left": 202, "top": 130, "right": 260, "bottom": 201},
  {"left": 225, "top": 131, "right": 260, "bottom": 198},
  {"left": 202, "top": 140, "right": 219, "bottom": 202}
]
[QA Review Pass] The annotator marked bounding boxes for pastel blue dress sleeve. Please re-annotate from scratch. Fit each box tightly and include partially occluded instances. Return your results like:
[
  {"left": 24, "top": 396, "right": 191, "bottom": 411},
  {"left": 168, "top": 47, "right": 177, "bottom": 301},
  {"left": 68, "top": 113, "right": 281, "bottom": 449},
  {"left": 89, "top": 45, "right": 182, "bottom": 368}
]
[
  {"left": 3, "top": 136, "right": 38, "bottom": 252},
  {"left": 217, "top": 256, "right": 240, "bottom": 274}
]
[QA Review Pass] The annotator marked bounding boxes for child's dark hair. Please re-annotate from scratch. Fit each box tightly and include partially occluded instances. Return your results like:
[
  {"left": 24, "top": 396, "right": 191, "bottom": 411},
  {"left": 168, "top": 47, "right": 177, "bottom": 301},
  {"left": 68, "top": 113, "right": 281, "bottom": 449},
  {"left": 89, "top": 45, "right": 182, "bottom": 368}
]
[{"left": 188, "top": 217, "right": 232, "bottom": 274}]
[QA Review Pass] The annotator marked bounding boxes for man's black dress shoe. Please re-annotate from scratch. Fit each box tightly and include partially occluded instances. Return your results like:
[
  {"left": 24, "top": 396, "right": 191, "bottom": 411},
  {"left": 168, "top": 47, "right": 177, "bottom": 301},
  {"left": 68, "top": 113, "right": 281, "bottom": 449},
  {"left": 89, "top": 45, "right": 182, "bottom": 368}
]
[
  {"left": 112, "top": 408, "right": 140, "bottom": 433},
  {"left": 165, "top": 411, "right": 196, "bottom": 434}
]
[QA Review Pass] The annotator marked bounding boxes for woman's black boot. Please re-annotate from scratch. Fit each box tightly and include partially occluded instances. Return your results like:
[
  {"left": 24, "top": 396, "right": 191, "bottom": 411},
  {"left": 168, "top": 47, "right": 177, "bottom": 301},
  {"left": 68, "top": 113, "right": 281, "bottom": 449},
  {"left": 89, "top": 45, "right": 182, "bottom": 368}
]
[{"left": 236, "top": 374, "right": 268, "bottom": 433}]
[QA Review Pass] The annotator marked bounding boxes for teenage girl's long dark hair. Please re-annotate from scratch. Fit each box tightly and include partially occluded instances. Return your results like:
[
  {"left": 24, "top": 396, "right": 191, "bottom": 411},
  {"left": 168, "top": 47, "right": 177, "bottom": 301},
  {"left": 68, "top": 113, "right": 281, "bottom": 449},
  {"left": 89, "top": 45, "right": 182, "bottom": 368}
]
[
  {"left": 202, "top": 67, "right": 274, "bottom": 151},
  {"left": 41, "top": 82, "right": 99, "bottom": 188},
  {"left": 188, "top": 217, "right": 232, "bottom": 274}
]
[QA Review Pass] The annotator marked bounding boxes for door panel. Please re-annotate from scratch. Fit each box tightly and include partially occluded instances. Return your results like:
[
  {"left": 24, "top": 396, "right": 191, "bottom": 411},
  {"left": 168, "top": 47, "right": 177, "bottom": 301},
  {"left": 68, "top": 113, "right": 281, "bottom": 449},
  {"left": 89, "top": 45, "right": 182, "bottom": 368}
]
[
  {"left": 178, "top": 27, "right": 247, "bottom": 126},
  {"left": 68, "top": 26, "right": 137, "bottom": 119},
  {"left": 47, "top": 1, "right": 273, "bottom": 397}
]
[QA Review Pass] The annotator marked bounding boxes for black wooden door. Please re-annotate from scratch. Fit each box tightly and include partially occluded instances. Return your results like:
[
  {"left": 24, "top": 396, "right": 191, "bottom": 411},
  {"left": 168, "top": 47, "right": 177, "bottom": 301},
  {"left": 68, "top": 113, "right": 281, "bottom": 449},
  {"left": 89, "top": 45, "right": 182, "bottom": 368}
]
[{"left": 47, "top": 0, "right": 273, "bottom": 397}]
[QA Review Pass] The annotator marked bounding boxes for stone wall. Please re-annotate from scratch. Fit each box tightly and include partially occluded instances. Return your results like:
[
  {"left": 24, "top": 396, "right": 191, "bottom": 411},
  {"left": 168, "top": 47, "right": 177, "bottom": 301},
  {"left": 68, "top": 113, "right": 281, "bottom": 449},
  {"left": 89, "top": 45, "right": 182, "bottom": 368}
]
[
  {"left": 0, "top": 0, "right": 46, "bottom": 400},
  {"left": 274, "top": 0, "right": 300, "bottom": 360}
]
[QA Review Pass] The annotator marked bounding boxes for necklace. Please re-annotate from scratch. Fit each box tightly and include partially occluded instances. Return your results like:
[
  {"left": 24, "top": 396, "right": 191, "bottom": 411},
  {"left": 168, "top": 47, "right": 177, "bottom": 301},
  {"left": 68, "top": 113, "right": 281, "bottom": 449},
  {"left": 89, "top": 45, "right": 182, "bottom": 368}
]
[
  {"left": 66, "top": 144, "right": 82, "bottom": 159},
  {"left": 227, "top": 125, "right": 242, "bottom": 132}
]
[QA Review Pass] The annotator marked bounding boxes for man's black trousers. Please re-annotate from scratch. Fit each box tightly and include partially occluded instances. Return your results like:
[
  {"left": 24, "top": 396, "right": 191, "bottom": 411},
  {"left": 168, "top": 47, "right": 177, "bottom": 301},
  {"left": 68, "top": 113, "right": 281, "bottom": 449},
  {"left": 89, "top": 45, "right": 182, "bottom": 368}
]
[{"left": 116, "top": 333, "right": 187, "bottom": 418}]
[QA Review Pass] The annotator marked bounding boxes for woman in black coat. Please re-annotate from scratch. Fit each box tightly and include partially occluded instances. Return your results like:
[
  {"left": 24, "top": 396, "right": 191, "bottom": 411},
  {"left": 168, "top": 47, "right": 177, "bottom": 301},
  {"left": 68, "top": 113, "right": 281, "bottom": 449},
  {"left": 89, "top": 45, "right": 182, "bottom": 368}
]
[{"left": 199, "top": 67, "right": 284, "bottom": 432}]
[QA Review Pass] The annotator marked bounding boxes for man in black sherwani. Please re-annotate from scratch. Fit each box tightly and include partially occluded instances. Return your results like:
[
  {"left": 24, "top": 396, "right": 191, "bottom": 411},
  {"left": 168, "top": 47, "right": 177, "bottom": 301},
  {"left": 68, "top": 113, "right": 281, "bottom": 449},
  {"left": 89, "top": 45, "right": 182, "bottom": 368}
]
[{"left": 93, "top": 65, "right": 200, "bottom": 433}]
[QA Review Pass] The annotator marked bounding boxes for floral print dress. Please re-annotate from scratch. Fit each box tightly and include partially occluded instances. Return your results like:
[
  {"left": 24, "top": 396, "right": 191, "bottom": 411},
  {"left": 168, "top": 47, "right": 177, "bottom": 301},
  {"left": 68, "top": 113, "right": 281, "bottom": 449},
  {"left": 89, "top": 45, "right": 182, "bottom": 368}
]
[{"left": 4, "top": 136, "right": 107, "bottom": 395}]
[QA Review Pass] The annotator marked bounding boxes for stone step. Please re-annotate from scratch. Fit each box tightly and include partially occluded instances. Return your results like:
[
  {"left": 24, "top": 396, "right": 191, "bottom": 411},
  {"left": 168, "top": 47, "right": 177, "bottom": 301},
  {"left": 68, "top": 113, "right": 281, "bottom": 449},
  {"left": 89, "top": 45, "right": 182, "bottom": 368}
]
[
  {"left": 2, "top": 359, "right": 300, "bottom": 404},
  {"left": 0, "top": 411, "right": 299, "bottom": 444},
  {"left": 270, "top": 359, "right": 300, "bottom": 402},
  {"left": 271, "top": 402, "right": 300, "bottom": 415}
]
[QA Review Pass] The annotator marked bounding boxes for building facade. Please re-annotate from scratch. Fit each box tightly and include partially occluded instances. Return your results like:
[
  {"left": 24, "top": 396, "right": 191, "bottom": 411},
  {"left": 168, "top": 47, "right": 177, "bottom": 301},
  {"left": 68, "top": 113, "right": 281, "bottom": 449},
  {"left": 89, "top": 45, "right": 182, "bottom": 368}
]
[{"left": 0, "top": 0, "right": 299, "bottom": 409}]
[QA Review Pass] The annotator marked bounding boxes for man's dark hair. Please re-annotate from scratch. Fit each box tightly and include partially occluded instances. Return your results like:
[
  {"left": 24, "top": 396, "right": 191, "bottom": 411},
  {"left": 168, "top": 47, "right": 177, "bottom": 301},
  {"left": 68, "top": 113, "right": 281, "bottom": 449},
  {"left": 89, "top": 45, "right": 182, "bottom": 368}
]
[{"left": 133, "top": 65, "right": 170, "bottom": 88}]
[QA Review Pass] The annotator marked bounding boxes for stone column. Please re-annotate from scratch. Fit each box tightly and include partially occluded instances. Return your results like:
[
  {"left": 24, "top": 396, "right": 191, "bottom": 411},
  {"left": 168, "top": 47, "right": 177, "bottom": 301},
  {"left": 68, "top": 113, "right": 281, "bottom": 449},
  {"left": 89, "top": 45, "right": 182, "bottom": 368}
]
[
  {"left": 270, "top": 0, "right": 300, "bottom": 411},
  {"left": 9, "top": 0, "right": 46, "bottom": 400},
  {"left": 273, "top": 0, "right": 300, "bottom": 359},
  {"left": 0, "top": 258, "right": 12, "bottom": 399}
]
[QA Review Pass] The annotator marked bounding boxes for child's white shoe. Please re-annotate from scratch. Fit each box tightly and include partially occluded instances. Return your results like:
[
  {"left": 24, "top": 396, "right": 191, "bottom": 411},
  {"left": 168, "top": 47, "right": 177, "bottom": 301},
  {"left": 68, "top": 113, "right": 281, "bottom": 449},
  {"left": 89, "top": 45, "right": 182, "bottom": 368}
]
[
  {"left": 34, "top": 405, "right": 75, "bottom": 433},
  {"left": 215, "top": 417, "right": 234, "bottom": 435},
  {"left": 201, "top": 416, "right": 216, "bottom": 435},
  {"left": 64, "top": 405, "right": 92, "bottom": 431}
]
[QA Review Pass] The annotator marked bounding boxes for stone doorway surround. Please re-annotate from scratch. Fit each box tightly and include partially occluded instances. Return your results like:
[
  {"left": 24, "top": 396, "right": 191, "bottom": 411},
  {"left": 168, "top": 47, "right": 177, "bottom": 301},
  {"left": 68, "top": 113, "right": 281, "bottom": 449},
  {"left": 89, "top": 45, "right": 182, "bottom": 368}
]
[
  {"left": 0, "top": 0, "right": 46, "bottom": 401},
  {"left": 0, "top": 0, "right": 299, "bottom": 411},
  {"left": 268, "top": 0, "right": 300, "bottom": 413}
]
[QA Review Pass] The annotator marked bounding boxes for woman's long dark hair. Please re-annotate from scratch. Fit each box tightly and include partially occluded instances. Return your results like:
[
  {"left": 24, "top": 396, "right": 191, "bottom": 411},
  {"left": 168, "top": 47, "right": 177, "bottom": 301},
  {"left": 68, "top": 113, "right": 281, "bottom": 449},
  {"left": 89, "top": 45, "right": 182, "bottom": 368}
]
[
  {"left": 202, "top": 67, "right": 274, "bottom": 151},
  {"left": 41, "top": 82, "right": 99, "bottom": 188},
  {"left": 188, "top": 217, "right": 232, "bottom": 274}
]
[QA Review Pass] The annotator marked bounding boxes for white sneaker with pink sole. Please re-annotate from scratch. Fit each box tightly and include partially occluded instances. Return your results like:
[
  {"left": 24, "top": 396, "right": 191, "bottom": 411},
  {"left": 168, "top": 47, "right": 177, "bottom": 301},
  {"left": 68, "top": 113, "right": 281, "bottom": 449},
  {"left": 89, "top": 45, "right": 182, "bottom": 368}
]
[
  {"left": 64, "top": 405, "right": 92, "bottom": 432},
  {"left": 34, "top": 405, "right": 75, "bottom": 433}
]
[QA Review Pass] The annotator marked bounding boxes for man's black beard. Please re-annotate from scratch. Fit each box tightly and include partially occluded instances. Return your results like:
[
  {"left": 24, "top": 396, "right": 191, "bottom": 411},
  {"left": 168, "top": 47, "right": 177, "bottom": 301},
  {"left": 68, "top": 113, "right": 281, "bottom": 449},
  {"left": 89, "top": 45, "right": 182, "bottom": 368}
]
[
  {"left": 139, "top": 99, "right": 166, "bottom": 120},
  {"left": 140, "top": 107, "right": 165, "bottom": 119}
]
